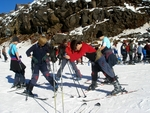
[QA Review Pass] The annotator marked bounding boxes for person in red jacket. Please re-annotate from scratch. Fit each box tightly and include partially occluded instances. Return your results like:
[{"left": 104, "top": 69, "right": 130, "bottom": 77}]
[
  {"left": 56, "top": 39, "right": 82, "bottom": 81},
  {"left": 65, "top": 39, "right": 124, "bottom": 95},
  {"left": 125, "top": 42, "right": 130, "bottom": 62}
]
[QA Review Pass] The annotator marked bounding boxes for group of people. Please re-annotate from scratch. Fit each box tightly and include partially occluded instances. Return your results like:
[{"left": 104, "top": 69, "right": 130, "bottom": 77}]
[
  {"left": 120, "top": 40, "right": 150, "bottom": 64},
  {"left": 8, "top": 36, "right": 58, "bottom": 96},
  {"left": 8, "top": 30, "right": 125, "bottom": 97},
  {"left": 57, "top": 30, "right": 123, "bottom": 95}
]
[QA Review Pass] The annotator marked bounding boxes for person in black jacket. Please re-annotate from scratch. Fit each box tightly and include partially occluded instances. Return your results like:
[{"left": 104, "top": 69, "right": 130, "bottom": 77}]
[
  {"left": 120, "top": 42, "right": 127, "bottom": 64},
  {"left": 26, "top": 36, "right": 57, "bottom": 96}
]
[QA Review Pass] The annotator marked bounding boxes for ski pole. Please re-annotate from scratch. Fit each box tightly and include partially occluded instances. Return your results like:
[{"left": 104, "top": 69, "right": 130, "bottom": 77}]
[
  {"left": 52, "top": 63, "right": 57, "bottom": 113},
  {"left": 68, "top": 62, "right": 86, "bottom": 98},
  {"left": 60, "top": 60, "right": 64, "bottom": 113},
  {"left": 67, "top": 62, "right": 81, "bottom": 97},
  {"left": 19, "top": 62, "right": 29, "bottom": 101}
]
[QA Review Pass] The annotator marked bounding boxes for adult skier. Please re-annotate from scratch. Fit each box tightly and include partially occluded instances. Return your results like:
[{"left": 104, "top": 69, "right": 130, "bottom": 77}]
[{"left": 25, "top": 36, "right": 58, "bottom": 96}]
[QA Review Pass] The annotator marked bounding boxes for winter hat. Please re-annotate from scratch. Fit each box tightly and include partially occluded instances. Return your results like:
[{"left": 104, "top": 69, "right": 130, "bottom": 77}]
[
  {"left": 96, "top": 30, "right": 103, "bottom": 38},
  {"left": 12, "top": 36, "right": 19, "bottom": 42},
  {"left": 38, "top": 37, "right": 47, "bottom": 46}
]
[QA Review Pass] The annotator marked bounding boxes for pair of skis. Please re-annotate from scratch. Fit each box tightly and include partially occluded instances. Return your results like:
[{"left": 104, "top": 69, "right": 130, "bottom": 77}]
[
  {"left": 82, "top": 89, "right": 138, "bottom": 102},
  {"left": 15, "top": 92, "right": 48, "bottom": 101},
  {"left": 74, "top": 102, "right": 101, "bottom": 113},
  {"left": 8, "top": 83, "right": 48, "bottom": 101}
]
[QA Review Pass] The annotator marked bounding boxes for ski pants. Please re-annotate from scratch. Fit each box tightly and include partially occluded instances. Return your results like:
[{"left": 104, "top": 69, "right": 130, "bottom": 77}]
[
  {"left": 2, "top": 53, "right": 7, "bottom": 61},
  {"left": 57, "top": 58, "right": 82, "bottom": 78},
  {"left": 91, "top": 55, "right": 115, "bottom": 81},
  {"left": 30, "top": 63, "right": 53, "bottom": 86},
  {"left": 14, "top": 70, "right": 25, "bottom": 85}
]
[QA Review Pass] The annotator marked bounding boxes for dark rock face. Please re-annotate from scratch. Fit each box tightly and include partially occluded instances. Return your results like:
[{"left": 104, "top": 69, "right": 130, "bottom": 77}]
[{"left": 0, "top": 0, "right": 150, "bottom": 44}]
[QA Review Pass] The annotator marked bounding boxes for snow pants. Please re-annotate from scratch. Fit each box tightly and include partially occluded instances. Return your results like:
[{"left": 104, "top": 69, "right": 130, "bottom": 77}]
[
  {"left": 91, "top": 55, "right": 115, "bottom": 81},
  {"left": 30, "top": 63, "right": 53, "bottom": 86}
]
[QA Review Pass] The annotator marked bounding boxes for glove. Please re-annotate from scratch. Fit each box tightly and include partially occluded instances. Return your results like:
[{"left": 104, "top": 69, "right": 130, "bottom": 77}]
[
  {"left": 32, "top": 56, "right": 38, "bottom": 64},
  {"left": 17, "top": 59, "right": 21, "bottom": 63},
  {"left": 42, "top": 55, "right": 48, "bottom": 62}
]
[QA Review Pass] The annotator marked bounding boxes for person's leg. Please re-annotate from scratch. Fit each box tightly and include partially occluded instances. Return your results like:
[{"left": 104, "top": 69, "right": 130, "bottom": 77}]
[
  {"left": 129, "top": 54, "right": 132, "bottom": 64},
  {"left": 56, "top": 58, "right": 68, "bottom": 79},
  {"left": 26, "top": 65, "right": 39, "bottom": 96},
  {"left": 70, "top": 61, "right": 82, "bottom": 79},
  {"left": 87, "top": 63, "right": 100, "bottom": 90},
  {"left": 41, "top": 64, "right": 58, "bottom": 91},
  {"left": 11, "top": 72, "right": 20, "bottom": 88},
  {"left": 19, "top": 70, "right": 26, "bottom": 87},
  {"left": 97, "top": 56, "right": 115, "bottom": 78},
  {"left": 4, "top": 54, "right": 7, "bottom": 61},
  {"left": 96, "top": 56, "right": 122, "bottom": 95}
]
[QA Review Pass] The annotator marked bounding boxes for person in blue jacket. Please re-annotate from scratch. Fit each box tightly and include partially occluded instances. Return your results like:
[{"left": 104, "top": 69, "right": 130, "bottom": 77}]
[
  {"left": 8, "top": 36, "right": 26, "bottom": 88},
  {"left": 26, "top": 36, "right": 57, "bottom": 96},
  {"left": 96, "top": 30, "right": 117, "bottom": 84},
  {"left": 142, "top": 47, "right": 147, "bottom": 63}
]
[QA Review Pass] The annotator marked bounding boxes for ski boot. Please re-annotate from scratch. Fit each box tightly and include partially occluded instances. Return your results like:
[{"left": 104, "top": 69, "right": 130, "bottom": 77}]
[
  {"left": 111, "top": 79, "right": 122, "bottom": 95},
  {"left": 25, "top": 81, "right": 34, "bottom": 97},
  {"left": 11, "top": 83, "right": 20, "bottom": 88},
  {"left": 102, "top": 77, "right": 112, "bottom": 84},
  {"left": 87, "top": 81, "right": 97, "bottom": 90}
]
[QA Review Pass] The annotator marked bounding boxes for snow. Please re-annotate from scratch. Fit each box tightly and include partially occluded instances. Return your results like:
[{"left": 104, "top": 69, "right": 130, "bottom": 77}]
[{"left": 0, "top": 23, "right": 150, "bottom": 113}]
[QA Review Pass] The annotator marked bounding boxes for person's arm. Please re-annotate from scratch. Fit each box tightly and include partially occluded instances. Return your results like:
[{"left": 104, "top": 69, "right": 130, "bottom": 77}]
[
  {"left": 26, "top": 45, "right": 35, "bottom": 58},
  {"left": 12, "top": 45, "right": 20, "bottom": 60},
  {"left": 15, "top": 51, "right": 20, "bottom": 60},
  {"left": 65, "top": 43, "right": 96, "bottom": 62},
  {"left": 100, "top": 45, "right": 106, "bottom": 51}
]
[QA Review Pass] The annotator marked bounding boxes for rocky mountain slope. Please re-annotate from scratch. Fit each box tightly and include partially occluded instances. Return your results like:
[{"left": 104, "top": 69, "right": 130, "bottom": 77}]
[{"left": 0, "top": 0, "right": 150, "bottom": 44}]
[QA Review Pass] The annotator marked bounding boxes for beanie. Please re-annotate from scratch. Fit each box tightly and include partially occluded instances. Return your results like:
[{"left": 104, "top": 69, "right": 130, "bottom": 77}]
[
  {"left": 12, "top": 36, "right": 19, "bottom": 42},
  {"left": 96, "top": 30, "right": 103, "bottom": 38}
]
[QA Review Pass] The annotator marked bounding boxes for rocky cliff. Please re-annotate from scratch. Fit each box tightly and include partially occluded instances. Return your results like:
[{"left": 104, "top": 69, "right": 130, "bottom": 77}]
[{"left": 0, "top": 0, "right": 150, "bottom": 44}]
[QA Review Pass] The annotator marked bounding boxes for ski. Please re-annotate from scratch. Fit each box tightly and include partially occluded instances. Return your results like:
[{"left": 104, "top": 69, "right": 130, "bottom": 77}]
[
  {"left": 16, "top": 92, "right": 48, "bottom": 101},
  {"left": 82, "top": 89, "right": 138, "bottom": 102},
  {"left": 100, "top": 82, "right": 128, "bottom": 86},
  {"left": 74, "top": 102, "right": 87, "bottom": 113},
  {"left": 88, "top": 102, "right": 101, "bottom": 113},
  {"left": 84, "top": 80, "right": 128, "bottom": 86},
  {"left": 7, "top": 87, "right": 25, "bottom": 92},
  {"left": 106, "top": 89, "right": 138, "bottom": 97},
  {"left": 8, "top": 82, "right": 45, "bottom": 93}
]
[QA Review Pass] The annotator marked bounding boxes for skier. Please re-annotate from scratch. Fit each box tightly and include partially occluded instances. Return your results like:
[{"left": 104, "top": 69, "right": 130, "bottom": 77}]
[
  {"left": 96, "top": 30, "right": 117, "bottom": 84},
  {"left": 56, "top": 39, "right": 82, "bottom": 81},
  {"left": 128, "top": 40, "right": 135, "bottom": 65},
  {"left": 137, "top": 42, "right": 142, "bottom": 62},
  {"left": 8, "top": 36, "right": 26, "bottom": 88},
  {"left": 120, "top": 42, "right": 127, "bottom": 64},
  {"left": 65, "top": 39, "right": 124, "bottom": 95},
  {"left": 25, "top": 36, "right": 58, "bottom": 96},
  {"left": 2, "top": 46, "right": 8, "bottom": 62}
]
